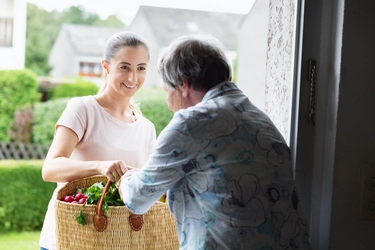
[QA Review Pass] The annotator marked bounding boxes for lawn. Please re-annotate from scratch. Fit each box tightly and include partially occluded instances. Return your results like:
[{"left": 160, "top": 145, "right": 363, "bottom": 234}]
[{"left": 0, "top": 231, "right": 40, "bottom": 250}]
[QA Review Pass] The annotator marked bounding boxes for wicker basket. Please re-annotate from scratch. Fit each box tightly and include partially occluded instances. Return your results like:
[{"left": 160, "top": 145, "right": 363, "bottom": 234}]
[{"left": 55, "top": 175, "right": 179, "bottom": 250}]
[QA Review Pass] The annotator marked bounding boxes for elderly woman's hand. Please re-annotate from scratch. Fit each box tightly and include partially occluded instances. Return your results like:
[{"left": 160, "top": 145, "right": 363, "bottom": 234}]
[{"left": 117, "top": 169, "right": 136, "bottom": 200}]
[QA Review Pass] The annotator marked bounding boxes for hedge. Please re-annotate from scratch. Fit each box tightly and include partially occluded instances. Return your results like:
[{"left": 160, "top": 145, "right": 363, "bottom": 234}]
[
  {"left": 32, "top": 98, "right": 69, "bottom": 146},
  {"left": 0, "top": 160, "right": 55, "bottom": 233},
  {"left": 51, "top": 78, "right": 99, "bottom": 99},
  {"left": 32, "top": 87, "right": 173, "bottom": 146},
  {"left": 133, "top": 87, "right": 174, "bottom": 136},
  {"left": 0, "top": 70, "right": 41, "bottom": 142}
]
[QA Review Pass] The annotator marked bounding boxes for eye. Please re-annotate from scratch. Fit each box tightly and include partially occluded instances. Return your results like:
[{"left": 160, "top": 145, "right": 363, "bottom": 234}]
[
  {"left": 138, "top": 66, "right": 147, "bottom": 71},
  {"left": 120, "top": 65, "right": 130, "bottom": 70}
]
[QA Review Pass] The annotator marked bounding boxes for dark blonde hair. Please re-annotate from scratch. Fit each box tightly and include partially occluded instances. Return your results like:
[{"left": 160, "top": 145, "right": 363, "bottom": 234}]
[{"left": 99, "top": 31, "right": 150, "bottom": 113}]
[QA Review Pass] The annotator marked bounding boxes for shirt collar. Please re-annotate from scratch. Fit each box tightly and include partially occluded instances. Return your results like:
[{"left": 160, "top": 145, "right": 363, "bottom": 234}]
[{"left": 202, "top": 81, "right": 241, "bottom": 102}]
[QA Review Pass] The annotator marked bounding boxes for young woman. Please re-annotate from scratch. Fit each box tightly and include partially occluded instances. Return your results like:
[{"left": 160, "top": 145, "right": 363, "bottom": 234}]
[{"left": 39, "top": 31, "right": 156, "bottom": 250}]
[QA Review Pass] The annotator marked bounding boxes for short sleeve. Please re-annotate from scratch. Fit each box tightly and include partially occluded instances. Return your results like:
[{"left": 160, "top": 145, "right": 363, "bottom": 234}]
[{"left": 56, "top": 97, "right": 87, "bottom": 141}]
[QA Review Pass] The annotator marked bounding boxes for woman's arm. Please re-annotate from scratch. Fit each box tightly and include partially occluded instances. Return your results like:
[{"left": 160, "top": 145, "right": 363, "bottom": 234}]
[{"left": 42, "top": 126, "right": 128, "bottom": 183}]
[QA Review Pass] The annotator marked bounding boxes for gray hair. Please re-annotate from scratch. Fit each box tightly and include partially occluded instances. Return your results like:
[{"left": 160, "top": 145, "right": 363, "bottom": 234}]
[
  {"left": 99, "top": 31, "right": 150, "bottom": 113},
  {"left": 157, "top": 34, "right": 232, "bottom": 92}
]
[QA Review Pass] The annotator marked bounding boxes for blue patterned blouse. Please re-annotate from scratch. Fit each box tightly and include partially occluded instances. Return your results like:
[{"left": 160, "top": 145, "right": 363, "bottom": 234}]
[{"left": 121, "top": 81, "right": 311, "bottom": 250}]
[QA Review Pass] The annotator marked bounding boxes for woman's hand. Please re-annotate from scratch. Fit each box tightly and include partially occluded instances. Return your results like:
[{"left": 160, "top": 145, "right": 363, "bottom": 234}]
[{"left": 98, "top": 160, "right": 131, "bottom": 182}]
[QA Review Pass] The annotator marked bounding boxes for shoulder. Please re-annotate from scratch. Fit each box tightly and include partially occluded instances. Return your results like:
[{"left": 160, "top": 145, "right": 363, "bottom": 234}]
[
  {"left": 66, "top": 96, "right": 97, "bottom": 110},
  {"left": 137, "top": 115, "right": 156, "bottom": 129},
  {"left": 176, "top": 102, "right": 219, "bottom": 125},
  {"left": 66, "top": 96, "right": 88, "bottom": 107}
]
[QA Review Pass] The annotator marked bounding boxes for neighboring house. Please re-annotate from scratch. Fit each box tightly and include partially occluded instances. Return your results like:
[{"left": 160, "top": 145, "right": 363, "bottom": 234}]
[
  {"left": 49, "top": 24, "right": 123, "bottom": 86},
  {"left": 49, "top": 6, "right": 244, "bottom": 87},
  {"left": 0, "top": 0, "right": 27, "bottom": 70},
  {"left": 128, "top": 6, "right": 245, "bottom": 87}
]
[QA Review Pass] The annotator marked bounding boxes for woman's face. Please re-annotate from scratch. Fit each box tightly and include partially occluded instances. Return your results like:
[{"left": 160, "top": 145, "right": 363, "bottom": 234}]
[
  {"left": 103, "top": 45, "right": 149, "bottom": 97},
  {"left": 163, "top": 82, "right": 184, "bottom": 112}
]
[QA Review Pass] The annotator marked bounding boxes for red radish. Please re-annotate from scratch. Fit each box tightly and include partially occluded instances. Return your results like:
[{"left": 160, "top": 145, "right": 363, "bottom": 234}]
[
  {"left": 75, "top": 193, "right": 84, "bottom": 201},
  {"left": 63, "top": 196, "right": 74, "bottom": 202},
  {"left": 78, "top": 198, "right": 87, "bottom": 204},
  {"left": 71, "top": 201, "right": 79, "bottom": 204}
]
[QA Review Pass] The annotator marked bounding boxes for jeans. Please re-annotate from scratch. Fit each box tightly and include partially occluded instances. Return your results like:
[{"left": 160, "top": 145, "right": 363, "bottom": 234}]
[{"left": 40, "top": 248, "right": 48, "bottom": 250}]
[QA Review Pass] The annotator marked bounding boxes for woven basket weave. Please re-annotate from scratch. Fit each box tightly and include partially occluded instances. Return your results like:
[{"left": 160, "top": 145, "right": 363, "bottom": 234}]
[{"left": 55, "top": 175, "right": 179, "bottom": 250}]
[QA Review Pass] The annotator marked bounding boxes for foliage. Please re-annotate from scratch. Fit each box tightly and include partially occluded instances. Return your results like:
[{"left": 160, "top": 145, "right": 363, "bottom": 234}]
[
  {"left": 93, "top": 15, "right": 126, "bottom": 28},
  {"left": 134, "top": 87, "right": 174, "bottom": 136},
  {"left": 75, "top": 181, "right": 124, "bottom": 226},
  {"left": 25, "top": 3, "right": 125, "bottom": 76},
  {"left": 9, "top": 106, "right": 34, "bottom": 143},
  {"left": 59, "top": 6, "right": 100, "bottom": 25},
  {"left": 31, "top": 87, "right": 172, "bottom": 147},
  {"left": 32, "top": 98, "right": 70, "bottom": 146},
  {"left": 0, "top": 69, "right": 41, "bottom": 142},
  {"left": 51, "top": 78, "right": 99, "bottom": 99},
  {"left": 25, "top": 3, "right": 58, "bottom": 75},
  {"left": 0, "top": 160, "right": 55, "bottom": 233}
]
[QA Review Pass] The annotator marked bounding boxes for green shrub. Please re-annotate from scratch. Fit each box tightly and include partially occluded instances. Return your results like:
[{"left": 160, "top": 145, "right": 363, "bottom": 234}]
[
  {"left": 0, "top": 160, "right": 55, "bottom": 233},
  {"left": 32, "top": 87, "right": 172, "bottom": 146},
  {"left": 9, "top": 105, "right": 34, "bottom": 143},
  {"left": 51, "top": 78, "right": 99, "bottom": 99},
  {"left": 32, "top": 98, "right": 69, "bottom": 146},
  {"left": 0, "top": 70, "right": 41, "bottom": 142},
  {"left": 134, "top": 87, "right": 173, "bottom": 136}
]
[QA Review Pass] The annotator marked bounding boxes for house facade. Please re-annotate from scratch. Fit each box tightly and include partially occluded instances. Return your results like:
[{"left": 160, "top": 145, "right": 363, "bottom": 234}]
[
  {"left": 0, "top": 0, "right": 27, "bottom": 70},
  {"left": 128, "top": 6, "right": 245, "bottom": 87},
  {"left": 49, "top": 6, "right": 244, "bottom": 87},
  {"left": 49, "top": 24, "right": 123, "bottom": 86}
]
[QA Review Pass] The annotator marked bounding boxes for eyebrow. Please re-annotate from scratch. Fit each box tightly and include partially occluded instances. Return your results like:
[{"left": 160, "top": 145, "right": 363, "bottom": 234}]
[{"left": 119, "top": 62, "right": 148, "bottom": 66}]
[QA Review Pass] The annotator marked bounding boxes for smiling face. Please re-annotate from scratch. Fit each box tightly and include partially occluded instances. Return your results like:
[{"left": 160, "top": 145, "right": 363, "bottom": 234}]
[{"left": 102, "top": 45, "right": 149, "bottom": 97}]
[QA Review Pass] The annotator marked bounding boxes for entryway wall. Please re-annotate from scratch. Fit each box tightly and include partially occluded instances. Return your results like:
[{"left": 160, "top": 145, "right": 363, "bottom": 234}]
[
  {"left": 298, "top": 0, "right": 375, "bottom": 249},
  {"left": 238, "top": 0, "right": 375, "bottom": 249}
]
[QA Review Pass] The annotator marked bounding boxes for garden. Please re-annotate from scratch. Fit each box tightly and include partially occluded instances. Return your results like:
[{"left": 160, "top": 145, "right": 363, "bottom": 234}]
[{"left": 0, "top": 69, "right": 173, "bottom": 249}]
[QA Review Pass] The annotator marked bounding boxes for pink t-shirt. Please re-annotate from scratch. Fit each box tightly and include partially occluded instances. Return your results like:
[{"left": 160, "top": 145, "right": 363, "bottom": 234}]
[{"left": 39, "top": 96, "right": 156, "bottom": 249}]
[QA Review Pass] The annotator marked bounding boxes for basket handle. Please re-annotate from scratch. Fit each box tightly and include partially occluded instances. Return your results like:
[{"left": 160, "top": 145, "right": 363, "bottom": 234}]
[
  {"left": 93, "top": 179, "right": 112, "bottom": 232},
  {"left": 93, "top": 179, "right": 144, "bottom": 232}
]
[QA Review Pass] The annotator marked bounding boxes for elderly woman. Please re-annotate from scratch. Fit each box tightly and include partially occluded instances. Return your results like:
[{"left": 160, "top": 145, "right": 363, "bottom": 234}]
[{"left": 119, "top": 34, "right": 311, "bottom": 249}]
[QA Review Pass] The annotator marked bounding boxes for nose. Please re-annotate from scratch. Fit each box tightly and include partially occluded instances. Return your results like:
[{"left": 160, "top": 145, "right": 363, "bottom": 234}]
[{"left": 128, "top": 70, "right": 137, "bottom": 84}]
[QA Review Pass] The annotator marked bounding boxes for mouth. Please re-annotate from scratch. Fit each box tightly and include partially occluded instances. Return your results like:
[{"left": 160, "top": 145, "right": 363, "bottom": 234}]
[{"left": 122, "top": 83, "right": 137, "bottom": 89}]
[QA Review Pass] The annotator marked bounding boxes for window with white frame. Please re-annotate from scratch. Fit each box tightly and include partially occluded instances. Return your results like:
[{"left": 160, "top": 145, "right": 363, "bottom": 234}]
[
  {"left": 79, "top": 62, "right": 102, "bottom": 77},
  {"left": 0, "top": 18, "right": 13, "bottom": 47}
]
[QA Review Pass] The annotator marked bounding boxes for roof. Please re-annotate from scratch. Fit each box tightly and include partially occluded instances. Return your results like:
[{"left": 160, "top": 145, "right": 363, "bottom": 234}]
[
  {"left": 62, "top": 24, "right": 123, "bottom": 57},
  {"left": 135, "top": 6, "right": 245, "bottom": 50}
]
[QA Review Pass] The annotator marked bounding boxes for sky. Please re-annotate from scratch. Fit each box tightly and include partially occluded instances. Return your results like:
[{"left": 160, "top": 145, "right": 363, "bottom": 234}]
[{"left": 27, "top": 0, "right": 255, "bottom": 25}]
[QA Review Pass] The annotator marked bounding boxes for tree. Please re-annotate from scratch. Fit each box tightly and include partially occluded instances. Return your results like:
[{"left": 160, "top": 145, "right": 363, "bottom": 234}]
[
  {"left": 94, "top": 15, "right": 126, "bottom": 28},
  {"left": 25, "top": 3, "right": 59, "bottom": 75},
  {"left": 25, "top": 4, "right": 126, "bottom": 76},
  {"left": 58, "top": 6, "right": 100, "bottom": 25}
]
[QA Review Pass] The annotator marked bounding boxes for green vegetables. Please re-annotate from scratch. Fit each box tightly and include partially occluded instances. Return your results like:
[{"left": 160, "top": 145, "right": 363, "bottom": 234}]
[{"left": 62, "top": 180, "right": 124, "bottom": 226}]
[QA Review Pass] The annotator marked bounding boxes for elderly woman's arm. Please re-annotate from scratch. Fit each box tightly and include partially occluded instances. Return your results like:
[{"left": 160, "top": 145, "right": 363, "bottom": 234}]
[{"left": 119, "top": 117, "right": 195, "bottom": 214}]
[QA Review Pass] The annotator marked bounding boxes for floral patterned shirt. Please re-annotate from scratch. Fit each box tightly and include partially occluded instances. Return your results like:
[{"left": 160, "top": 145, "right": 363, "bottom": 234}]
[{"left": 121, "top": 81, "right": 311, "bottom": 250}]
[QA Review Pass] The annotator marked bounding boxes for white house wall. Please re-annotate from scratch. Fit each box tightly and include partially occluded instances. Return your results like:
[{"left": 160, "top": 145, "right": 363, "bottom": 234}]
[
  {"left": 128, "top": 9, "right": 160, "bottom": 87},
  {"left": 49, "top": 28, "right": 76, "bottom": 78},
  {"left": 0, "top": 0, "right": 26, "bottom": 70},
  {"left": 236, "top": 0, "right": 269, "bottom": 112}
]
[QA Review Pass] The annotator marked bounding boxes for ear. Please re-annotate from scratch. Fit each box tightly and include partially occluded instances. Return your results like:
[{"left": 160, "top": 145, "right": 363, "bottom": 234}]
[
  {"left": 102, "top": 60, "right": 109, "bottom": 74},
  {"left": 179, "top": 81, "right": 189, "bottom": 97}
]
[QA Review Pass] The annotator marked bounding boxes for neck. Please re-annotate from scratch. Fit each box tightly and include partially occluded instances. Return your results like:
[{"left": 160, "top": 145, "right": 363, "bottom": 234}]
[
  {"left": 95, "top": 93, "right": 135, "bottom": 123},
  {"left": 186, "top": 89, "right": 206, "bottom": 107}
]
